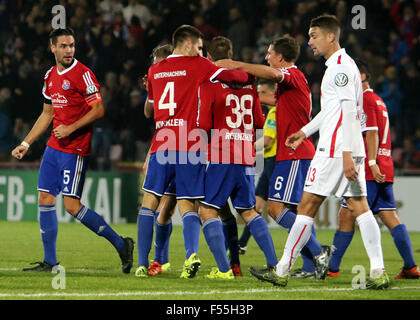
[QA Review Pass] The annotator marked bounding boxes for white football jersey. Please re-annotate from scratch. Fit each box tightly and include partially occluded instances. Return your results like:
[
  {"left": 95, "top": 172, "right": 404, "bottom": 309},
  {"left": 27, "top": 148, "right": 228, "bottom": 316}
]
[{"left": 311, "top": 48, "right": 365, "bottom": 158}]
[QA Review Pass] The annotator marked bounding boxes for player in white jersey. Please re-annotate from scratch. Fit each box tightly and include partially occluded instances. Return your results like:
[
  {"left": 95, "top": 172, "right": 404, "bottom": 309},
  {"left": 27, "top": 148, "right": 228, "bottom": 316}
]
[{"left": 249, "top": 15, "right": 389, "bottom": 289}]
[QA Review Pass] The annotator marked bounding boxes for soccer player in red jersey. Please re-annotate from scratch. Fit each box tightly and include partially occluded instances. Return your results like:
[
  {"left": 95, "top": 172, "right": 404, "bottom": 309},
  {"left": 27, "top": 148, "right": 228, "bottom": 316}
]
[
  {"left": 216, "top": 36, "right": 329, "bottom": 279},
  {"left": 197, "top": 36, "right": 278, "bottom": 279},
  {"left": 11, "top": 28, "right": 134, "bottom": 273},
  {"left": 328, "top": 59, "right": 420, "bottom": 279},
  {"left": 137, "top": 25, "right": 252, "bottom": 278}
]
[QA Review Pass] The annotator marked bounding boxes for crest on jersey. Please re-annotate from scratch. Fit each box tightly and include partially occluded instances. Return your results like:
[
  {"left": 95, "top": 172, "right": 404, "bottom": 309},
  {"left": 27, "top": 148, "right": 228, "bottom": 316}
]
[
  {"left": 62, "top": 79, "right": 70, "bottom": 90},
  {"left": 334, "top": 73, "right": 348, "bottom": 87},
  {"left": 86, "top": 84, "right": 98, "bottom": 95}
]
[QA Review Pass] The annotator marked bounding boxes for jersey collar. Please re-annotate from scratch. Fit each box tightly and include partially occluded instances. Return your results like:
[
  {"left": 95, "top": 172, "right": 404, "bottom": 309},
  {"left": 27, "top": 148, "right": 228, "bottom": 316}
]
[
  {"left": 57, "top": 58, "right": 78, "bottom": 75},
  {"left": 166, "top": 54, "right": 184, "bottom": 58},
  {"left": 325, "top": 48, "right": 346, "bottom": 67}
]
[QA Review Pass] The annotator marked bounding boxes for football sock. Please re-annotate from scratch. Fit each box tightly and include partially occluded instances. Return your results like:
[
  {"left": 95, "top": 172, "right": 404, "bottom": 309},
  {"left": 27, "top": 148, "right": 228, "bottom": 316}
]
[
  {"left": 328, "top": 230, "right": 354, "bottom": 272},
  {"left": 203, "top": 218, "right": 230, "bottom": 273},
  {"left": 275, "top": 209, "right": 321, "bottom": 271},
  {"left": 277, "top": 215, "right": 314, "bottom": 276},
  {"left": 238, "top": 224, "right": 251, "bottom": 248},
  {"left": 222, "top": 215, "right": 240, "bottom": 265},
  {"left": 136, "top": 207, "right": 155, "bottom": 267},
  {"left": 247, "top": 215, "right": 278, "bottom": 268},
  {"left": 182, "top": 211, "right": 201, "bottom": 259},
  {"left": 356, "top": 210, "right": 384, "bottom": 275},
  {"left": 39, "top": 205, "right": 58, "bottom": 266},
  {"left": 300, "top": 226, "right": 318, "bottom": 272},
  {"left": 391, "top": 224, "right": 416, "bottom": 269},
  {"left": 154, "top": 220, "right": 172, "bottom": 264},
  {"left": 76, "top": 205, "right": 125, "bottom": 252}
]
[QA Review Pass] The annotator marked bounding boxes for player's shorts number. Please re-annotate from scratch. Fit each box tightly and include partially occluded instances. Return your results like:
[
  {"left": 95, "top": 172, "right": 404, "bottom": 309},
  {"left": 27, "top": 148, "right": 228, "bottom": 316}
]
[
  {"left": 225, "top": 94, "right": 253, "bottom": 130},
  {"left": 274, "top": 176, "right": 284, "bottom": 191},
  {"left": 159, "top": 81, "right": 177, "bottom": 116},
  {"left": 63, "top": 170, "right": 71, "bottom": 185}
]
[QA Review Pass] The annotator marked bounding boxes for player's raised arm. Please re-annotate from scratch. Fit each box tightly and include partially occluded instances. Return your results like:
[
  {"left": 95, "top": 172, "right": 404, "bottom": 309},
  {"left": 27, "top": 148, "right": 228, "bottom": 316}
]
[{"left": 12, "top": 103, "right": 54, "bottom": 160}]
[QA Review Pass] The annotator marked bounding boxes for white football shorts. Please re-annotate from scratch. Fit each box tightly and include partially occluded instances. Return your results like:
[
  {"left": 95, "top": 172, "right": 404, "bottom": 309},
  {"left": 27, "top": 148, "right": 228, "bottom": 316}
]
[{"left": 303, "top": 156, "right": 367, "bottom": 198}]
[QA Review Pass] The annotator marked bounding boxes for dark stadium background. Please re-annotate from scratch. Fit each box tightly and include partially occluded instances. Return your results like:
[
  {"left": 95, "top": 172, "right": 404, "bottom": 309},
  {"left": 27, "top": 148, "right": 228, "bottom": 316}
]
[{"left": 0, "top": 0, "right": 419, "bottom": 174}]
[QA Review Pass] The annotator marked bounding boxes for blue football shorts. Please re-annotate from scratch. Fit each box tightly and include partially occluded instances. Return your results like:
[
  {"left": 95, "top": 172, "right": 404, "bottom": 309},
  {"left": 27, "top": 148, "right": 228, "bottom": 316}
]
[
  {"left": 202, "top": 162, "right": 256, "bottom": 210},
  {"left": 37, "top": 146, "right": 89, "bottom": 198},
  {"left": 268, "top": 159, "right": 311, "bottom": 205},
  {"left": 142, "top": 151, "right": 206, "bottom": 199}
]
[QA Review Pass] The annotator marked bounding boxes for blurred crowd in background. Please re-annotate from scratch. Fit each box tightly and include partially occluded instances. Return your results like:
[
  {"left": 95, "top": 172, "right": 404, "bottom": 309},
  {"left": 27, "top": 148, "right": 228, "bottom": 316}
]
[{"left": 0, "top": 0, "right": 419, "bottom": 172}]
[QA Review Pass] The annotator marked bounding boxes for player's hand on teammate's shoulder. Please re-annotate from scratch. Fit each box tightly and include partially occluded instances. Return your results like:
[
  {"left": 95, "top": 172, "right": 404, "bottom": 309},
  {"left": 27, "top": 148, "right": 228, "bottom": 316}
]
[{"left": 285, "top": 130, "right": 305, "bottom": 151}]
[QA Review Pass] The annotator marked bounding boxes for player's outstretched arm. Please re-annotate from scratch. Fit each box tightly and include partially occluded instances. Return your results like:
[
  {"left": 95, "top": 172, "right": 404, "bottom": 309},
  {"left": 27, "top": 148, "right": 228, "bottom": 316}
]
[
  {"left": 53, "top": 101, "right": 104, "bottom": 139},
  {"left": 11, "top": 103, "right": 54, "bottom": 160},
  {"left": 216, "top": 59, "right": 283, "bottom": 82}
]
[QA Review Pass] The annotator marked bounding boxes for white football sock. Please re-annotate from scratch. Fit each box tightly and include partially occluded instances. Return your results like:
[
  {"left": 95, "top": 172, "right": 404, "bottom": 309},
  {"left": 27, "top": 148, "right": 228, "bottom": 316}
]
[
  {"left": 276, "top": 215, "right": 314, "bottom": 276},
  {"left": 356, "top": 210, "right": 385, "bottom": 277}
]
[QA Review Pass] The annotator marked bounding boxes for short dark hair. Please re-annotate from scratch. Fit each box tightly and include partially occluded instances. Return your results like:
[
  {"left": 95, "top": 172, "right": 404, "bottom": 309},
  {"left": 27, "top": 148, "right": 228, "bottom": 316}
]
[
  {"left": 271, "top": 35, "right": 300, "bottom": 62},
  {"left": 49, "top": 27, "right": 75, "bottom": 45},
  {"left": 310, "top": 14, "right": 340, "bottom": 39},
  {"left": 151, "top": 44, "right": 173, "bottom": 60},
  {"left": 206, "top": 36, "right": 233, "bottom": 61},
  {"left": 354, "top": 58, "right": 371, "bottom": 81},
  {"left": 172, "top": 25, "right": 203, "bottom": 48},
  {"left": 257, "top": 79, "right": 276, "bottom": 91}
]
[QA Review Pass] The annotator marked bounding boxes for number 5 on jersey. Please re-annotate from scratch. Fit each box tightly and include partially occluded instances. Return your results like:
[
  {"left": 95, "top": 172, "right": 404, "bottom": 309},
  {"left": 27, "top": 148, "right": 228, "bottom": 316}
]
[{"left": 159, "top": 82, "right": 177, "bottom": 116}]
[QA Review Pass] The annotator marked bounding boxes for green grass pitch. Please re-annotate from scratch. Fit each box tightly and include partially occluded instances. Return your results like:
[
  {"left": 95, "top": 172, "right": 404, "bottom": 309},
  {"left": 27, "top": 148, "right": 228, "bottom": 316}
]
[{"left": 1, "top": 221, "right": 420, "bottom": 300}]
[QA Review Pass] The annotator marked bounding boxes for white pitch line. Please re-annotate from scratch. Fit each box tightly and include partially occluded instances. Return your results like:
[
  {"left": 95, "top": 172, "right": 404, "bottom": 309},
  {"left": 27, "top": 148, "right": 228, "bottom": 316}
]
[{"left": 0, "top": 286, "right": 420, "bottom": 298}]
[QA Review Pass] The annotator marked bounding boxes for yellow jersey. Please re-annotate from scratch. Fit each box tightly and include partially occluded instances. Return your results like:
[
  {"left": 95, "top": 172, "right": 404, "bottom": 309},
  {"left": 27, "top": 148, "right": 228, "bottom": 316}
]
[{"left": 263, "top": 106, "right": 277, "bottom": 158}]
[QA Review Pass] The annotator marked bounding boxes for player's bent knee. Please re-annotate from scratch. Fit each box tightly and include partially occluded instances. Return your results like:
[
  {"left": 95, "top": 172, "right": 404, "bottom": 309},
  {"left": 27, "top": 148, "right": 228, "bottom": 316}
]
[
  {"left": 267, "top": 201, "right": 286, "bottom": 220},
  {"left": 38, "top": 192, "right": 56, "bottom": 206},
  {"left": 378, "top": 210, "right": 401, "bottom": 230},
  {"left": 63, "top": 196, "right": 82, "bottom": 216},
  {"left": 238, "top": 208, "right": 258, "bottom": 223}
]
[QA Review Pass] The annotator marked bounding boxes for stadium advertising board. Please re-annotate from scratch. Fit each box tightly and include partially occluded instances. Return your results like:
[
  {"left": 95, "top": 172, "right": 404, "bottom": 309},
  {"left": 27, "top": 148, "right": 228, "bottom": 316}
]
[{"left": 0, "top": 170, "right": 140, "bottom": 223}]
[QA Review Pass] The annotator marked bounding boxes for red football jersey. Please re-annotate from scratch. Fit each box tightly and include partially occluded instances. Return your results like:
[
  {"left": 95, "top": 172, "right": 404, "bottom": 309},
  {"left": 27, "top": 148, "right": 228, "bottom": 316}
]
[
  {"left": 275, "top": 66, "right": 315, "bottom": 161},
  {"left": 42, "top": 59, "right": 102, "bottom": 156},
  {"left": 362, "top": 89, "right": 394, "bottom": 182},
  {"left": 198, "top": 82, "right": 264, "bottom": 165},
  {"left": 148, "top": 55, "right": 227, "bottom": 153}
]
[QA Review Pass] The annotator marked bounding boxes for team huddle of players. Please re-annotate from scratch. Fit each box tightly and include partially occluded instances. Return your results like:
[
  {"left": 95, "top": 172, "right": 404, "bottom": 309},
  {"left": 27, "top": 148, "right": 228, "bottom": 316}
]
[
  {"left": 12, "top": 13, "right": 418, "bottom": 290},
  {"left": 138, "top": 16, "right": 419, "bottom": 289}
]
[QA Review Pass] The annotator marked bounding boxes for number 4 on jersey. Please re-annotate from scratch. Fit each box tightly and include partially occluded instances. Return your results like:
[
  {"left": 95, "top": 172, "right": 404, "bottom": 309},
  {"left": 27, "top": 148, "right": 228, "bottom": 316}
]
[{"left": 159, "top": 82, "right": 177, "bottom": 116}]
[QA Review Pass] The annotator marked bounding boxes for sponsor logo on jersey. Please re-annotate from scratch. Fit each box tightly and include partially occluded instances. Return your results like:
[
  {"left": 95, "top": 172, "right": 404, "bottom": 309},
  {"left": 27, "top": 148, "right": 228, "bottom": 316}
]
[
  {"left": 51, "top": 92, "right": 68, "bottom": 106},
  {"left": 273, "top": 193, "right": 281, "bottom": 198},
  {"left": 334, "top": 73, "right": 348, "bottom": 87},
  {"left": 62, "top": 79, "right": 70, "bottom": 90}
]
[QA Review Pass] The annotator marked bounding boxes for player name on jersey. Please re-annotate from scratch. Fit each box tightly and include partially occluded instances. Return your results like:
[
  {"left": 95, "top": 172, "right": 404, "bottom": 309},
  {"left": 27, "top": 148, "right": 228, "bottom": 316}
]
[
  {"left": 224, "top": 131, "right": 253, "bottom": 142},
  {"left": 155, "top": 118, "right": 185, "bottom": 129}
]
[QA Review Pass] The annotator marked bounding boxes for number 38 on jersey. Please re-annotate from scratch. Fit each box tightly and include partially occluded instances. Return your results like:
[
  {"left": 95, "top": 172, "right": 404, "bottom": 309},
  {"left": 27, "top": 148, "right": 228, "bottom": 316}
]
[{"left": 225, "top": 93, "right": 254, "bottom": 130}]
